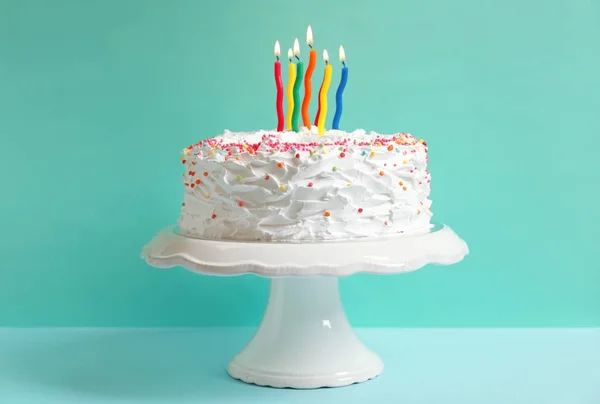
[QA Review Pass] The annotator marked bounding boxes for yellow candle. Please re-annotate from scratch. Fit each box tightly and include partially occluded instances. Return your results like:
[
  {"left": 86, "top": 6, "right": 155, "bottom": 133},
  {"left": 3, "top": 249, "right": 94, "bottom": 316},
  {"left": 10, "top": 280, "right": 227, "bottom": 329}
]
[
  {"left": 317, "top": 49, "right": 333, "bottom": 135},
  {"left": 286, "top": 48, "right": 297, "bottom": 131}
]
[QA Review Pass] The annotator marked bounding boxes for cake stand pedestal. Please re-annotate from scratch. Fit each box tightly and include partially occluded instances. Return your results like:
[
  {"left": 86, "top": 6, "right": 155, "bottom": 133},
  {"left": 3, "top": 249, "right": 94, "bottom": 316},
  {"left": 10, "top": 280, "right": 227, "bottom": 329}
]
[{"left": 142, "top": 224, "right": 468, "bottom": 389}]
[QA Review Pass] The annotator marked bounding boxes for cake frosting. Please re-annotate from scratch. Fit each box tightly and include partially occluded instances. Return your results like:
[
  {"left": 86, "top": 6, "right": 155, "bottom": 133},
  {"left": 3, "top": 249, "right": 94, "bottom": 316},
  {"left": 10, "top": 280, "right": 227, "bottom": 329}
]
[{"left": 178, "top": 128, "right": 432, "bottom": 242}]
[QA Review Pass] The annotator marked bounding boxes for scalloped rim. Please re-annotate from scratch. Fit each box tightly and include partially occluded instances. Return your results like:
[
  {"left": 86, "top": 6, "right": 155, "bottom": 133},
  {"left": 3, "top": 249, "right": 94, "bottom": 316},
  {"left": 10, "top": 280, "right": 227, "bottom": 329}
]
[
  {"left": 141, "top": 225, "right": 468, "bottom": 277},
  {"left": 227, "top": 359, "right": 383, "bottom": 389}
]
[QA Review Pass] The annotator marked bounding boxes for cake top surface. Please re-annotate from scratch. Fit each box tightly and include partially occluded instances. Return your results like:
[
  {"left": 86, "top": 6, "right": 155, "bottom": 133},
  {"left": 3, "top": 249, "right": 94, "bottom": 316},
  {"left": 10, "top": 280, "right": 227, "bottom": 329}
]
[{"left": 181, "top": 129, "right": 428, "bottom": 160}]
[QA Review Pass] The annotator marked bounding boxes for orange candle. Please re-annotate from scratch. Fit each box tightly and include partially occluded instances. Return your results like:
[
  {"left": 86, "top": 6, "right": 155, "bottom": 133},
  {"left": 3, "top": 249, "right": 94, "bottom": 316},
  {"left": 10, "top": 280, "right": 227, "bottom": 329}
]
[
  {"left": 314, "top": 81, "right": 324, "bottom": 126},
  {"left": 301, "top": 26, "right": 317, "bottom": 129}
]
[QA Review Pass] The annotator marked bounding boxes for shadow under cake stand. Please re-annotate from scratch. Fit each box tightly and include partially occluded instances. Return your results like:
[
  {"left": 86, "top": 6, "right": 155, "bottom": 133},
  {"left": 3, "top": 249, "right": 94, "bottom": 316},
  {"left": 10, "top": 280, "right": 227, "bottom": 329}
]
[{"left": 142, "top": 224, "right": 468, "bottom": 389}]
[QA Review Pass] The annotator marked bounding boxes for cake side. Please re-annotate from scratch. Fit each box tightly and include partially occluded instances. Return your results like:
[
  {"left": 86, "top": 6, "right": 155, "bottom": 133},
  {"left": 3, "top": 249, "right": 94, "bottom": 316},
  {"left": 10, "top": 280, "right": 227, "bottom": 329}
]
[{"left": 178, "top": 129, "right": 432, "bottom": 241}]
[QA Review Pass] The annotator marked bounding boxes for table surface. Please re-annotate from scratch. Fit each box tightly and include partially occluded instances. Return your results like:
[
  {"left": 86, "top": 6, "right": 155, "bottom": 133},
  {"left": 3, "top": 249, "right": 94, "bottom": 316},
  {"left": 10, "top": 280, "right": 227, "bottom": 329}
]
[{"left": 0, "top": 328, "right": 598, "bottom": 404}]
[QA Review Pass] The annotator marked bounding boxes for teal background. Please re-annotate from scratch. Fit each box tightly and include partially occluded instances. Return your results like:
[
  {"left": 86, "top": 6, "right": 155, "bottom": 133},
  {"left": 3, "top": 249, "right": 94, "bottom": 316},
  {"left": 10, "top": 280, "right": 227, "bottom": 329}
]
[{"left": 1, "top": 0, "right": 598, "bottom": 327}]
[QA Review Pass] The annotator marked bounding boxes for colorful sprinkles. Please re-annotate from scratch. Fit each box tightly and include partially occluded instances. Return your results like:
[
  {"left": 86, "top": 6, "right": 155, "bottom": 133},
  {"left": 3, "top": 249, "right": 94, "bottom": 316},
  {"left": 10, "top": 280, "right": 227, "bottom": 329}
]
[
  {"left": 182, "top": 133, "right": 426, "bottom": 160},
  {"left": 180, "top": 132, "right": 432, "bottom": 224}
]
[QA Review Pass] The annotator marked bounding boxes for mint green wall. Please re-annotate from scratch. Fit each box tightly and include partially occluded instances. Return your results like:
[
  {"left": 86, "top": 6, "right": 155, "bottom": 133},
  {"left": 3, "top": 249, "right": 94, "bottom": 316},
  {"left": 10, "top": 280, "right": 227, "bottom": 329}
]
[{"left": 1, "top": 0, "right": 598, "bottom": 327}]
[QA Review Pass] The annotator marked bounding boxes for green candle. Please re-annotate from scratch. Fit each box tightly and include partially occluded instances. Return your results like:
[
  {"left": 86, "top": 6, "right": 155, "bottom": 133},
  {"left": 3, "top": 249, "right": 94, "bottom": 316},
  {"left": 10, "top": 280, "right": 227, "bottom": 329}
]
[{"left": 292, "top": 38, "right": 304, "bottom": 132}]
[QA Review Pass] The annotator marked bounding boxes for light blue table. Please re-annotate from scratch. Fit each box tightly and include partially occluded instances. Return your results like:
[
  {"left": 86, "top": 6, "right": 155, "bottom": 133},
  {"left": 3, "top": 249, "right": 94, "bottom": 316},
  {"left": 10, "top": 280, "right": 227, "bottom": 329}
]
[{"left": 0, "top": 328, "right": 598, "bottom": 403}]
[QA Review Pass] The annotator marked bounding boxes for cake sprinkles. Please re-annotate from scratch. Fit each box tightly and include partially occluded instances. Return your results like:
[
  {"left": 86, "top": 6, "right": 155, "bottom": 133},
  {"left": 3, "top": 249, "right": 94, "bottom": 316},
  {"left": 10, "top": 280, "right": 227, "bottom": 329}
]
[{"left": 178, "top": 128, "right": 433, "bottom": 242}]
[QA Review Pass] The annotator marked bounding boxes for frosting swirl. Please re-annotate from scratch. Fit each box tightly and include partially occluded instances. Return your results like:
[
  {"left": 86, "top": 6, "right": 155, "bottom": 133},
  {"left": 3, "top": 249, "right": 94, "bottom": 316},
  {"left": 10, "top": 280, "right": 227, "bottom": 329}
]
[{"left": 178, "top": 129, "right": 432, "bottom": 241}]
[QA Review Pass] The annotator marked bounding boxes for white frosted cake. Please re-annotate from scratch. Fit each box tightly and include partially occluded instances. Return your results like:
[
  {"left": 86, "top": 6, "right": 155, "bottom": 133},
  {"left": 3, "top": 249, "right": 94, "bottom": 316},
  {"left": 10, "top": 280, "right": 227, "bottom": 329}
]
[{"left": 177, "top": 129, "right": 432, "bottom": 242}]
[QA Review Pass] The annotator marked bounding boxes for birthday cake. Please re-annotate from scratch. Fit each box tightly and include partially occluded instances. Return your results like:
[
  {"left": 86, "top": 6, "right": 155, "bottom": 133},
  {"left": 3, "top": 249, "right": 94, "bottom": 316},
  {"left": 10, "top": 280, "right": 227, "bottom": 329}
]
[
  {"left": 177, "top": 129, "right": 432, "bottom": 242},
  {"left": 177, "top": 27, "right": 432, "bottom": 242}
]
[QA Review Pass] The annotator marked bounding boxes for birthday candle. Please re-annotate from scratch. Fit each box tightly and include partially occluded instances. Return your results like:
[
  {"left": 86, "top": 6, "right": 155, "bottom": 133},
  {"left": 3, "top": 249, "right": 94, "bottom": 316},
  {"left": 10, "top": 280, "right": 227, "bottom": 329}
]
[
  {"left": 274, "top": 41, "right": 284, "bottom": 132},
  {"left": 332, "top": 46, "right": 348, "bottom": 130},
  {"left": 317, "top": 49, "right": 333, "bottom": 135},
  {"left": 285, "top": 48, "right": 296, "bottom": 131},
  {"left": 291, "top": 38, "right": 304, "bottom": 132},
  {"left": 314, "top": 79, "right": 324, "bottom": 126},
  {"left": 301, "top": 26, "right": 317, "bottom": 129}
]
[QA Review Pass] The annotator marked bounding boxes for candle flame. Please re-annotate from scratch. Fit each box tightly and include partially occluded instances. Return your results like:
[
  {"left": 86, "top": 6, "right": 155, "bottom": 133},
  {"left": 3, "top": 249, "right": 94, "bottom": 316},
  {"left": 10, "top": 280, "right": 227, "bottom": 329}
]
[
  {"left": 339, "top": 45, "right": 345, "bottom": 62},
  {"left": 293, "top": 38, "right": 300, "bottom": 56},
  {"left": 306, "top": 25, "right": 313, "bottom": 45},
  {"left": 323, "top": 49, "right": 329, "bottom": 62},
  {"left": 274, "top": 41, "right": 280, "bottom": 57},
  {"left": 287, "top": 48, "right": 293, "bottom": 60}
]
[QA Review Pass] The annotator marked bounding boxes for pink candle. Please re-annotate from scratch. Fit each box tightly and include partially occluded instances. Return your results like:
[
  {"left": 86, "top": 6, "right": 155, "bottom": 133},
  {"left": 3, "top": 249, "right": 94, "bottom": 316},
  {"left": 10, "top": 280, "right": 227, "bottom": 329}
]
[{"left": 274, "top": 41, "right": 284, "bottom": 132}]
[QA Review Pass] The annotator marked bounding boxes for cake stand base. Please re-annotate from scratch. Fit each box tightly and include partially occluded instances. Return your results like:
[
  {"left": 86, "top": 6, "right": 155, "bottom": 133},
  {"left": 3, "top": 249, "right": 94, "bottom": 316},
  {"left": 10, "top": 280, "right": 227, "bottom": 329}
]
[
  {"left": 142, "top": 224, "right": 469, "bottom": 389},
  {"left": 227, "top": 276, "right": 383, "bottom": 389}
]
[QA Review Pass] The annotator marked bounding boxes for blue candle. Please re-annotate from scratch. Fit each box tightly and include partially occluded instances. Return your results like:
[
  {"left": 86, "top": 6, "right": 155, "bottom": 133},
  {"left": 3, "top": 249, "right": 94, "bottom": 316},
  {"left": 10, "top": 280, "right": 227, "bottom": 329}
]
[{"left": 332, "top": 46, "right": 348, "bottom": 130}]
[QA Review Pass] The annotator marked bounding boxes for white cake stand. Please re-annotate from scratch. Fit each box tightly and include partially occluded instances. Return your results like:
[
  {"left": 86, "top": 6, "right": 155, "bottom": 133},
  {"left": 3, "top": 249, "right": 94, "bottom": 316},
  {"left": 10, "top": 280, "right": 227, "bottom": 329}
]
[{"left": 141, "top": 224, "right": 468, "bottom": 389}]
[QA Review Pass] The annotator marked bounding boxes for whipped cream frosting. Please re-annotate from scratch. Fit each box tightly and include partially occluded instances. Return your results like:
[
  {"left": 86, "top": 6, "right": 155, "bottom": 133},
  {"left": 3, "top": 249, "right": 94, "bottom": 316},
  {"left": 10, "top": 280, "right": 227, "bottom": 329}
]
[{"left": 178, "top": 128, "right": 432, "bottom": 241}]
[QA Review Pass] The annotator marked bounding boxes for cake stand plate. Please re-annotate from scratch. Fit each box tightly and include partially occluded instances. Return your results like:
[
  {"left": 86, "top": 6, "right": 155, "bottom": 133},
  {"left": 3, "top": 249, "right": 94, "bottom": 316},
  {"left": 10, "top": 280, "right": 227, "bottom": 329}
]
[{"left": 142, "top": 224, "right": 468, "bottom": 389}]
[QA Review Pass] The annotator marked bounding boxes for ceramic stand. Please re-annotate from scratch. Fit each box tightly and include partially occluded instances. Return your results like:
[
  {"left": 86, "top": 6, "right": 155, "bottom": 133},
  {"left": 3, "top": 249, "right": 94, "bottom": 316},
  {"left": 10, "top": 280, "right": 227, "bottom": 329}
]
[
  {"left": 142, "top": 224, "right": 468, "bottom": 388},
  {"left": 227, "top": 276, "right": 383, "bottom": 388}
]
